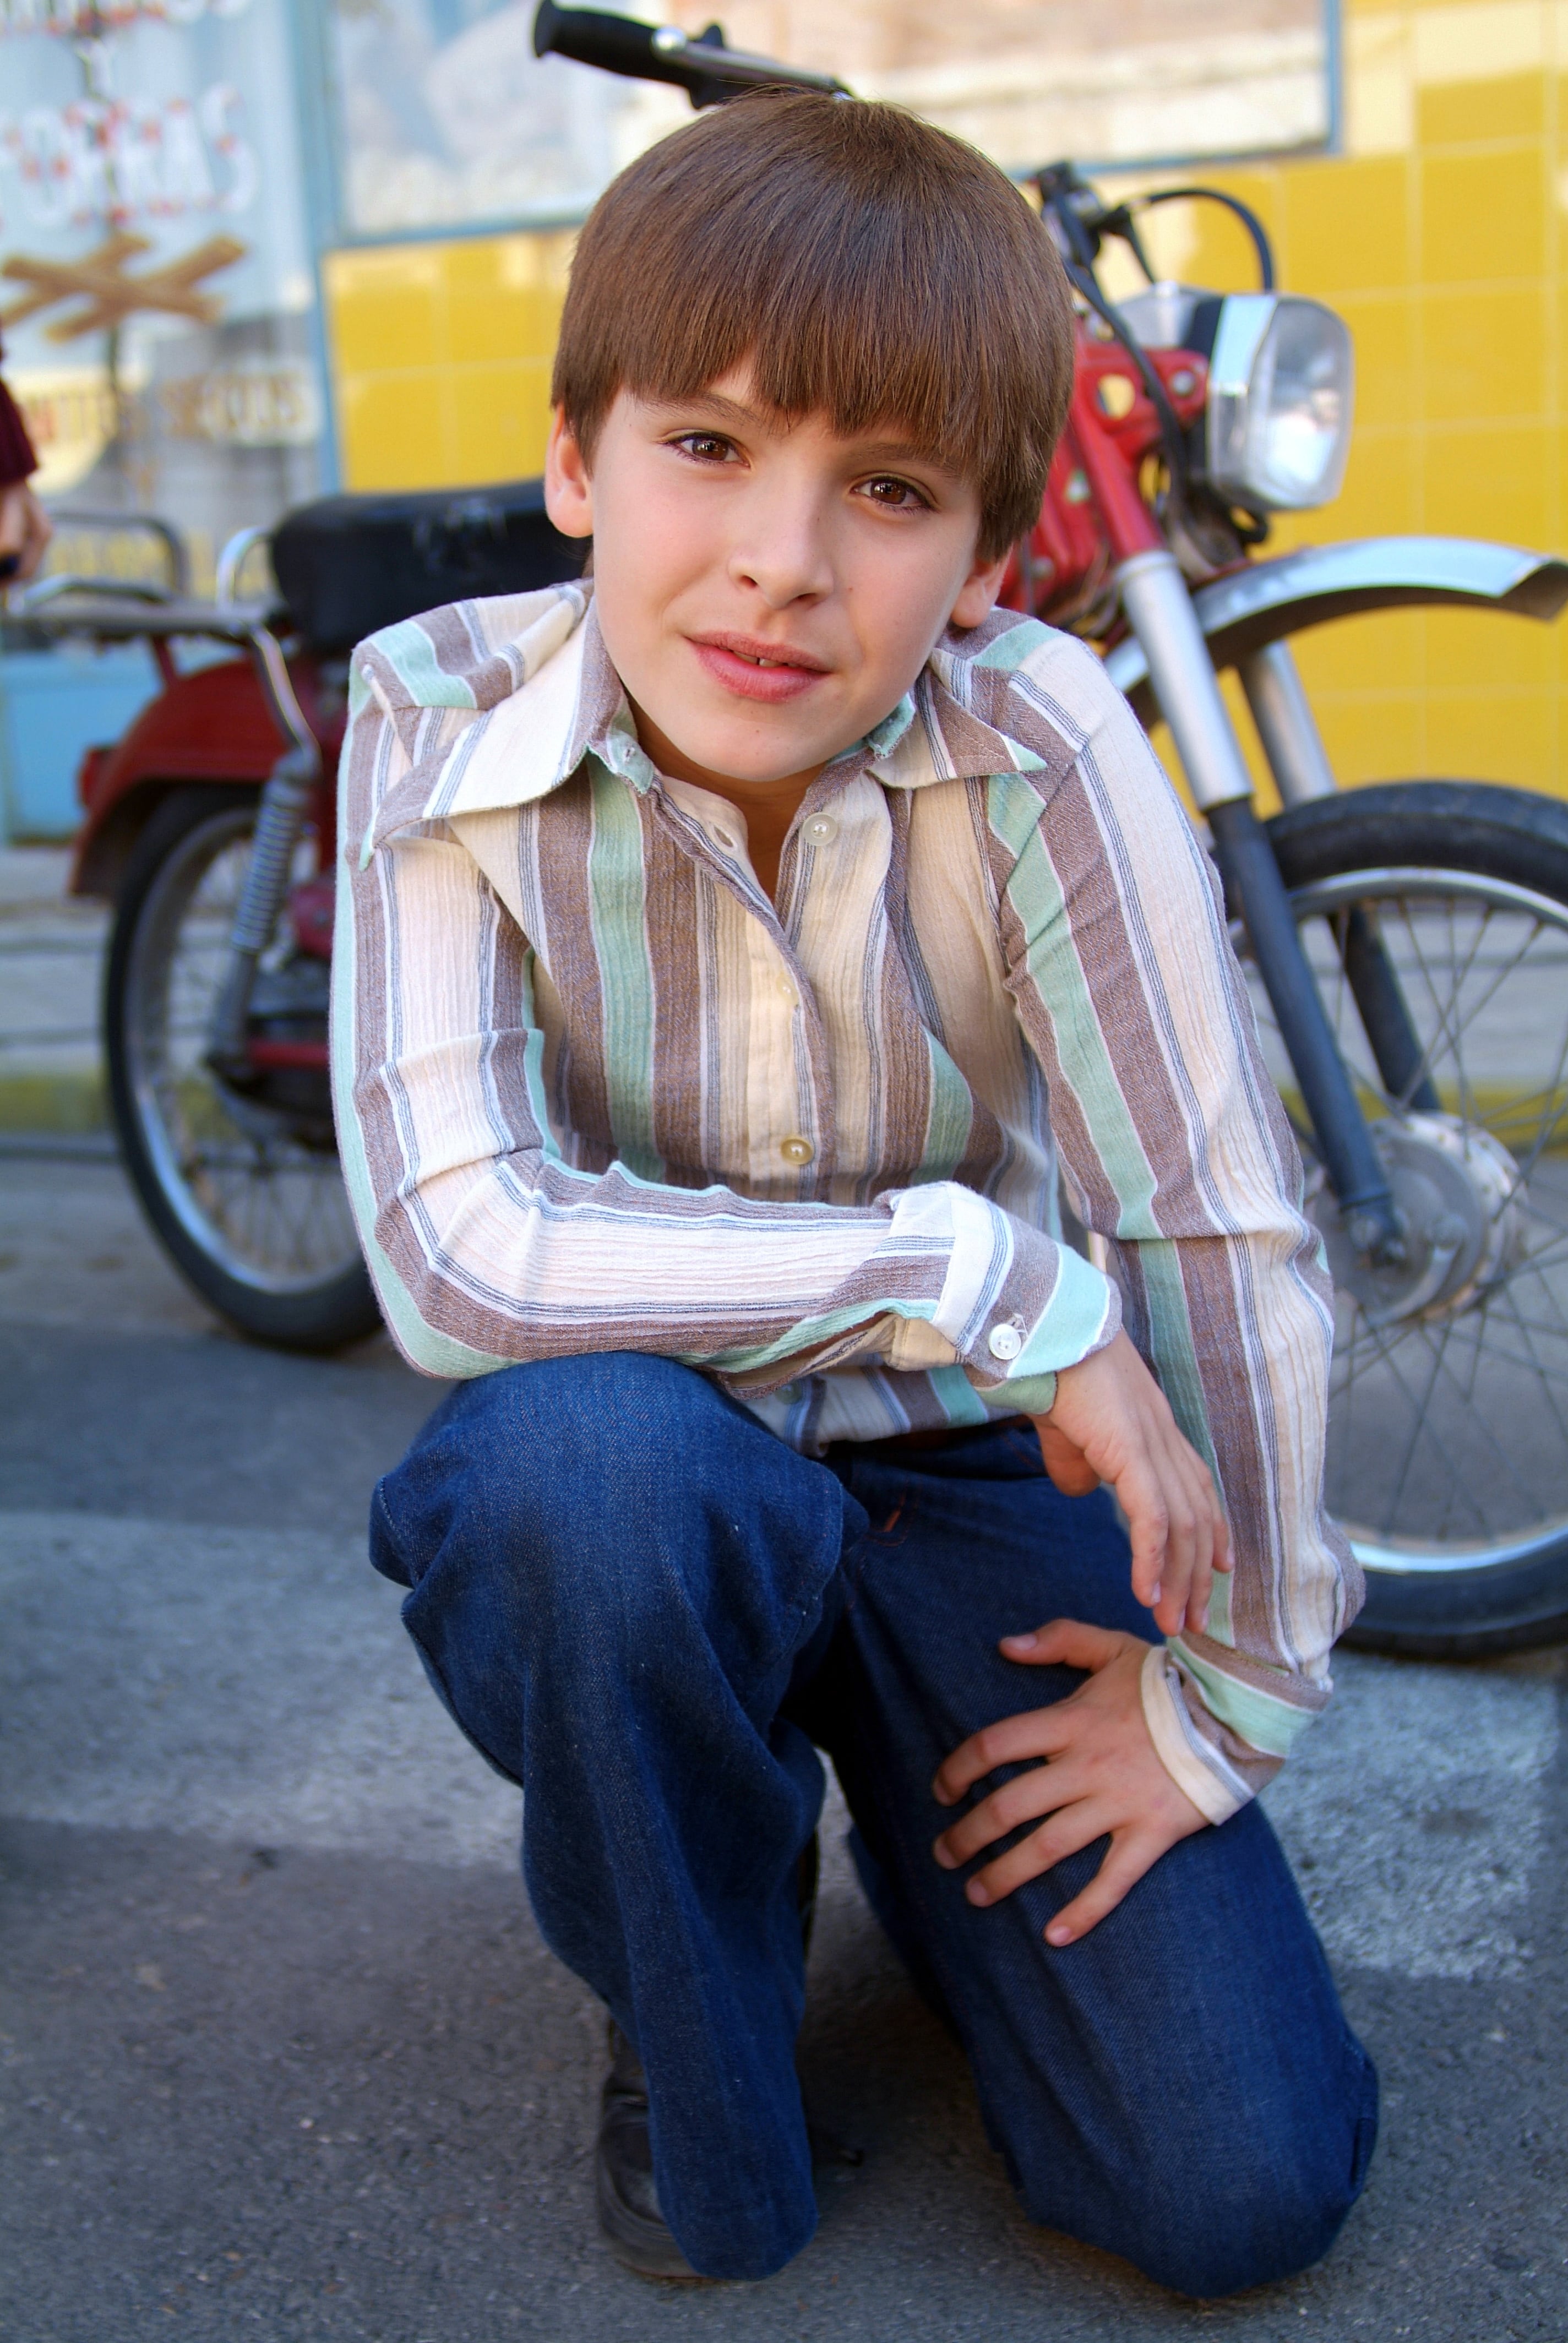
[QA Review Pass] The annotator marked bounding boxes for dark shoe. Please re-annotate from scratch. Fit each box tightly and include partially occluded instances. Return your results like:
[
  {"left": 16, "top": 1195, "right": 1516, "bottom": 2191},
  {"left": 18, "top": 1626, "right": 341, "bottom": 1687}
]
[
  {"left": 594, "top": 1833, "right": 855, "bottom": 2280},
  {"left": 594, "top": 2019, "right": 863, "bottom": 2281},
  {"left": 596, "top": 2021, "right": 705, "bottom": 2280}
]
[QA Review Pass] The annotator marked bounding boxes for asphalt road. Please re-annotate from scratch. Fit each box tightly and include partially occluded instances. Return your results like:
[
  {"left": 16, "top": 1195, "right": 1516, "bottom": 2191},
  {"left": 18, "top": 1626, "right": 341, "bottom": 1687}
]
[{"left": 3, "top": 1153, "right": 1566, "bottom": 2342}]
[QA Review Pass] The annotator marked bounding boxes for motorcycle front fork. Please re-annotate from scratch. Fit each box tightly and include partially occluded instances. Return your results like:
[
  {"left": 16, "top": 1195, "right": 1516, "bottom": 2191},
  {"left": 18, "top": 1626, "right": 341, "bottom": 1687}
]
[
  {"left": 1237, "top": 641, "right": 1439, "bottom": 1118},
  {"left": 1118, "top": 551, "right": 1428, "bottom": 1262}
]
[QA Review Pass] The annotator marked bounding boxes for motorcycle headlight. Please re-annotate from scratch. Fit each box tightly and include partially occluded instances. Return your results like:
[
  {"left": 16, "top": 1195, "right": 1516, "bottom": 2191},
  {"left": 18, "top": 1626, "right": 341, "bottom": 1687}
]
[{"left": 1205, "top": 293, "right": 1354, "bottom": 512}]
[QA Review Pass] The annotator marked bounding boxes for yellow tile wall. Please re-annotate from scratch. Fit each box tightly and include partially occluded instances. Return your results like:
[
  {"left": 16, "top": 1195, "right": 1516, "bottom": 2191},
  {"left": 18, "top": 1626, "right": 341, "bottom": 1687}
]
[
  {"left": 323, "top": 231, "right": 574, "bottom": 491},
  {"left": 323, "top": 0, "right": 1568, "bottom": 799},
  {"left": 1151, "top": 0, "right": 1568, "bottom": 801}
]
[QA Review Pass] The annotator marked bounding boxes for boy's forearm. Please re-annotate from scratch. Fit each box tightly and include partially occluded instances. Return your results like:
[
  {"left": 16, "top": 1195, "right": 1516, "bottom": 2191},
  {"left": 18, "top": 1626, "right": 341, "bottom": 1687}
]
[
  {"left": 1117, "top": 1223, "right": 1354, "bottom": 1813},
  {"left": 1096, "top": 1227, "right": 1352, "bottom": 1818},
  {"left": 989, "top": 672, "right": 1357, "bottom": 1817}
]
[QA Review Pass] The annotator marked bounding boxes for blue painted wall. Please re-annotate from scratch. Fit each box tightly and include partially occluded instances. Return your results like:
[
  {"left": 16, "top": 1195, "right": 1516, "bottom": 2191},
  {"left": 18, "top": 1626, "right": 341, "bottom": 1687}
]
[{"left": 0, "top": 640, "right": 161, "bottom": 844}]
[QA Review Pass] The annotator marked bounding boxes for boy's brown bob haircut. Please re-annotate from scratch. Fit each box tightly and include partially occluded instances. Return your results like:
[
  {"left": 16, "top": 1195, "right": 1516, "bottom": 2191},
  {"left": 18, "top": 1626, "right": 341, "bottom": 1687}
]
[{"left": 551, "top": 91, "right": 1076, "bottom": 564}]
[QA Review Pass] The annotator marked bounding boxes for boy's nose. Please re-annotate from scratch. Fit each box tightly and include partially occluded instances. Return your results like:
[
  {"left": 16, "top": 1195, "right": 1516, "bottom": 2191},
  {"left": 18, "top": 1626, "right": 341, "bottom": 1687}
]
[{"left": 727, "top": 506, "right": 835, "bottom": 607}]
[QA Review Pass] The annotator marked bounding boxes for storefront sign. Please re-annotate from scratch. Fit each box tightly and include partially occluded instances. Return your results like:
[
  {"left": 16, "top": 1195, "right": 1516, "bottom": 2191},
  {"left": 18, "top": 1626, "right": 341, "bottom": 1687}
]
[
  {"left": 318, "top": 0, "right": 1332, "bottom": 249},
  {"left": 1, "top": 0, "right": 319, "bottom": 553},
  {"left": 323, "top": 0, "right": 673, "bottom": 238},
  {"left": 159, "top": 353, "right": 318, "bottom": 444},
  {"left": 661, "top": 0, "right": 1333, "bottom": 173}
]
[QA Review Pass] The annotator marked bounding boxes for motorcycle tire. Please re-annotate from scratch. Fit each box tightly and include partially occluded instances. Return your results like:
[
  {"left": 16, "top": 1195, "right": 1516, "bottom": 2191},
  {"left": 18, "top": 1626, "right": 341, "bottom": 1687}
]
[
  {"left": 1251, "top": 780, "right": 1568, "bottom": 1656},
  {"left": 104, "top": 786, "right": 382, "bottom": 1353}
]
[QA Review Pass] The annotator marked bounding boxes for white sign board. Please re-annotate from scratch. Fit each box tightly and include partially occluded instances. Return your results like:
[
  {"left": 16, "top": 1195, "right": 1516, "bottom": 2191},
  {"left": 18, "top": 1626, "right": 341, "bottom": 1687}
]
[
  {"left": 325, "top": 0, "right": 673, "bottom": 237},
  {"left": 0, "top": 0, "right": 320, "bottom": 560}
]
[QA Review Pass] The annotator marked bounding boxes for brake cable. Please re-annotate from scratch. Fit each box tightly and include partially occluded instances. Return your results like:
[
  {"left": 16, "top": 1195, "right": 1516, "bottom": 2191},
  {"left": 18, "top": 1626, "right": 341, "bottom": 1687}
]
[
  {"left": 1034, "top": 168, "right": 1194, "bottom": 498},
  {"left": 1137, "top": 186, "right": 1276, "bottom": 291},
  {"left": 1034, "top": 167, "right": 1276, "bottom": 539}
]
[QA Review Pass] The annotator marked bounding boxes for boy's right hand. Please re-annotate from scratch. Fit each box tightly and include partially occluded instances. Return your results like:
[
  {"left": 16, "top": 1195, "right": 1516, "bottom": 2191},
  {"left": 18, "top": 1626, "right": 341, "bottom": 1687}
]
[{"left": 1030, "top": 1332, "right": 1229, "bottom": 1639}]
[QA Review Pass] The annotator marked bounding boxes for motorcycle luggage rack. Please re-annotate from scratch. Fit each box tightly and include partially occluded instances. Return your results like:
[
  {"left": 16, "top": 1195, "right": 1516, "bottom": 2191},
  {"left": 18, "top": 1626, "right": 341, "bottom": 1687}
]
[
  {"left": 26, "top": 508, "right": 190, "bottom": 597},
  {"left": 4, "top": 575, "right": 313, "bottom": 765}
]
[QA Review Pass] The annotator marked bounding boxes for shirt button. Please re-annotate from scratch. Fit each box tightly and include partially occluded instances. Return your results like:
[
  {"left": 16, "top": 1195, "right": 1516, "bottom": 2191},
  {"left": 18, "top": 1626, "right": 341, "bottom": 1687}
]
[
  {"left": 987, "top": 1323, "right": 1023, "bottom": 1362},
  {"left": 779, "top": 1136, "right": 814, "bottom": 1166},
  {"left": 803, "top": 813, "right": 838, "bottom": 846},
  {"left": 776, "top": 975, "right": 797, "bottom": 1005}
]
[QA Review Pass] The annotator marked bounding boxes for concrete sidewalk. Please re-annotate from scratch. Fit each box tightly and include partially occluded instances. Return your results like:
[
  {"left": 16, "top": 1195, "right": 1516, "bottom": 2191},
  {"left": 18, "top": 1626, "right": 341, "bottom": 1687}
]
[
  {"left": 0, "top": 847, "right": 108, "bottom": 1134},
  {"left": 2, "top": 1152, "right": 1566, "bottom": 2341}
]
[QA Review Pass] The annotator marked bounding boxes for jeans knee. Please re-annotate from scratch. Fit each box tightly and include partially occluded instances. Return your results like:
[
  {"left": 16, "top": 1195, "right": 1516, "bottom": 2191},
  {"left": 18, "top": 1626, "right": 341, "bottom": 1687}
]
[
  {"left": 375, "top": 1350, "right": 846, "bottom": 1706},
  {"left": 1126, "top": 2171, "right": 1352, "bottom": 2299},
  {"left": 1003, "top": 2031, "right": 1377, "bottom": 2300},
  {"left": 374, "top": 1352, "right": 727, "bottom": 1594},
  {"left": 1111, "top": 2048, "right": 1378, "bottom": 2298}
]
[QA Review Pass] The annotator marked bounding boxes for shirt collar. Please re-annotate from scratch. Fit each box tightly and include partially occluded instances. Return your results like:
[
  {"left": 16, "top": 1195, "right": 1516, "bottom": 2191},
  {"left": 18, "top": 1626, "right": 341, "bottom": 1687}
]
[{"left": 366, "top": 587, "right": 1043, "bottom": 855}]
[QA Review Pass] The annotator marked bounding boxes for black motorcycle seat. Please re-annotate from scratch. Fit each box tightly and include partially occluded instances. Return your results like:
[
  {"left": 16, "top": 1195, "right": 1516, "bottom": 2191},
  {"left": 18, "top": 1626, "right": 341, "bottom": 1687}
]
[{"left": 270, "top": 477, "right": 586, "bottom": 654}]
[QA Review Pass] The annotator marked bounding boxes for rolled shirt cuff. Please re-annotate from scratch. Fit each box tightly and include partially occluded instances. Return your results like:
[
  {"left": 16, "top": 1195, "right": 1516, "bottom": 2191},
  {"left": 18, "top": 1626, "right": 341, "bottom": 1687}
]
[
  {"left": 983, "top": 1372, "right": 1057, "bottom": 1416},
  {"left": 946, "top": 1200, "right": 1120, "bottom": 1397},
  {"left": 1139, "top": 1642, "right": 1247, "bottom": 1826}
]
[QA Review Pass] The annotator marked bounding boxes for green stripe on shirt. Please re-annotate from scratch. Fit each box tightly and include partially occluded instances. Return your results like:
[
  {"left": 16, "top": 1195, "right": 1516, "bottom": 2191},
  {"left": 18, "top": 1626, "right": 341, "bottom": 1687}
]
[{"left": 587, "top": 761, "right": 663, "bottom": 1184}]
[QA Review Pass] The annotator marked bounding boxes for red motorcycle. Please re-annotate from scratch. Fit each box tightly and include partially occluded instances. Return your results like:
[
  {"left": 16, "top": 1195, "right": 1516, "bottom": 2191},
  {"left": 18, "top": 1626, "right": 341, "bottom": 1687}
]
[
  {"left": 25, "top": 485, "right": 583, "bottom": 1350},
  {"left": 19, "top": 1, "right": 1568, "bottom": 1657}
]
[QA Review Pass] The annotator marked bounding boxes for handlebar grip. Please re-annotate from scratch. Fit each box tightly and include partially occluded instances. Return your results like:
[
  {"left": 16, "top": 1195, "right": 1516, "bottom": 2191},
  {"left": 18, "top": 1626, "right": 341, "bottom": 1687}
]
[
  {"left": 533, "top": 2, "right": 673, "bottom": 84},
  {"left": 532, "top": 1, "right": 845, "bottom": 105}
]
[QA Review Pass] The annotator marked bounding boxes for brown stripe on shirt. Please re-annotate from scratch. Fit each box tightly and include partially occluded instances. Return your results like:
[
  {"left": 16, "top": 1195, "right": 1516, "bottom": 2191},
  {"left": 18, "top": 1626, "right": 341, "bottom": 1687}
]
[
  {"left": 645, "top": 797, "right": 709, "bottom": 1187},
  {"left": 533, "top": 765, "right": 617, "bottom": 1164}
]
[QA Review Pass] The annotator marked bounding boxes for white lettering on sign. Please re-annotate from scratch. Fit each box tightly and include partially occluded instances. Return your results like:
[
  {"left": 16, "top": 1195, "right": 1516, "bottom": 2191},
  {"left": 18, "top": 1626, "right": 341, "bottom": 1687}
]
[
  {"left": 15, "top": 372, "right": 121, "bottom": 457},
  {"left": 159, "top": 357, "right": 319, "bottom": 446},
  {"left": 0, "top": 0, "right": 253, "bottom": 32},
  {"left": 1, "top": 89, "right": 257, "bottom": 228}
]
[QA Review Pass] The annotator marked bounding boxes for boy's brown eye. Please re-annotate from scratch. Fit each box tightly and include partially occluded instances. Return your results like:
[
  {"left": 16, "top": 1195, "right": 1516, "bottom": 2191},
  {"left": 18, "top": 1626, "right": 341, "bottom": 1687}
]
[
  {"left": 862, "top": 476, "right": 927, "bottom": 509},
  {"left": 672, "top": 433, "right": 733, "bottom": 463}
]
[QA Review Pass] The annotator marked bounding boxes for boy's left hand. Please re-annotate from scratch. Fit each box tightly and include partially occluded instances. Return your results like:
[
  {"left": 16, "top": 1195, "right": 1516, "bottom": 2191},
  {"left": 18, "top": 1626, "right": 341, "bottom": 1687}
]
[{"left": 932, "top": 1621, "right": 1207, "bottom": 1944}]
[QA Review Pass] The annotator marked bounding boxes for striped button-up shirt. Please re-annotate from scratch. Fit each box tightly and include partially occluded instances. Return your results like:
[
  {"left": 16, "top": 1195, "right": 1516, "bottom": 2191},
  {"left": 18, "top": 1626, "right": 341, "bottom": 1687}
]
[{"left": 334, "top": 582, "right": 1358, "bottom": 1822}]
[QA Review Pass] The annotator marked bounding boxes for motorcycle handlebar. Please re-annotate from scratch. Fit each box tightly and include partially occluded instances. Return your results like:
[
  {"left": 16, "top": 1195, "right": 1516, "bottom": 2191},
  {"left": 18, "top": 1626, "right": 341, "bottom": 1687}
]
[{"left": 532, "top": 1, "right": 846, "bottom": 106}]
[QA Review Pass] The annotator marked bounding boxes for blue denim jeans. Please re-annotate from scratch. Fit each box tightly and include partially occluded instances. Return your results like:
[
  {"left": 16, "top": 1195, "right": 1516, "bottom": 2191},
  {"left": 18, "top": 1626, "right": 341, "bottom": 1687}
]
[{"left": 370, "top": 1352, "right": 1377, "bottom": 2295}]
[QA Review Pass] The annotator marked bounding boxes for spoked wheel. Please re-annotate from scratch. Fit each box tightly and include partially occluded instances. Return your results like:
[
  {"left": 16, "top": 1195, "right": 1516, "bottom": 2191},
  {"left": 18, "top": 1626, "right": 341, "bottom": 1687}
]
[
  {"left": 104, "top": 787, "right": 379, "bottom": 1352},
  {"left": 1245, "top": 782, "right": 1568, "bottom": 1653}
]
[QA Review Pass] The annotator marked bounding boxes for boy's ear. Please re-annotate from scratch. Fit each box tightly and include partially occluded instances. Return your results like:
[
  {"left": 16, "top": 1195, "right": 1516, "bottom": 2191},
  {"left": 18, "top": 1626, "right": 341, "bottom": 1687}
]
[
  {"left": 545, "top": 410, "right": 595, "bottom": 540},
  {"left": 948, "top": 543, "right": 1012, "bottom": 631}
]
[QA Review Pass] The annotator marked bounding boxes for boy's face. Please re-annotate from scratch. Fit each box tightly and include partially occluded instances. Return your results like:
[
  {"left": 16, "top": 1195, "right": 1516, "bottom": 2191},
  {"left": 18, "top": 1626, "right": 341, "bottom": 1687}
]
[{"left": 544, "top": 368, "right": 1008, "bottom": 795}]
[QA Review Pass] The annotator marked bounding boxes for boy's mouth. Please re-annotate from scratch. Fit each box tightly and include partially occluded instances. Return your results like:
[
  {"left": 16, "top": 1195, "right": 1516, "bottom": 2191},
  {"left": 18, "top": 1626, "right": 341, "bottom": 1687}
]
[{"left": 688, "top": 632, "right": 832, "bottom": 705}]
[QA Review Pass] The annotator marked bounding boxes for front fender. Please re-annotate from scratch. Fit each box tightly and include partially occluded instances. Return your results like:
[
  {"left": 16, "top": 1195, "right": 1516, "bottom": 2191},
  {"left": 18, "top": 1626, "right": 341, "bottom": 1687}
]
[{"left": 1103, "top": 536, "right": 1568, "bottom": 720}]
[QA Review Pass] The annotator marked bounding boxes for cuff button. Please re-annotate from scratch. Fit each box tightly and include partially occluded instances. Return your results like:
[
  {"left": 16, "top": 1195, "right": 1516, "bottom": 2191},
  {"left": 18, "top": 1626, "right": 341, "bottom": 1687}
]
[{"left": 987, "top": 1323, "right": 1023, "bottom": 1362}]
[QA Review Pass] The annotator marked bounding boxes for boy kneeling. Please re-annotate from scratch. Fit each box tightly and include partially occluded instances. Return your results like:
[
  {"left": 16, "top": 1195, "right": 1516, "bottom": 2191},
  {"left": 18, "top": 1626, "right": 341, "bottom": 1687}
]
[{"left": 336, "top": 91, "right": 1376, "bottom": 2296}]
